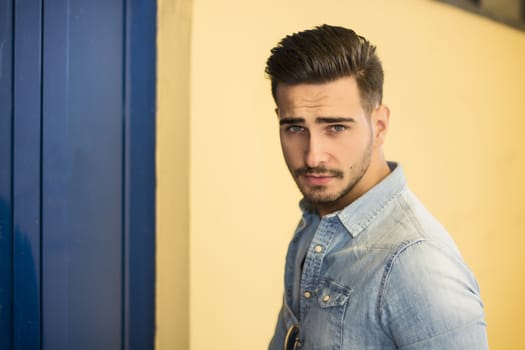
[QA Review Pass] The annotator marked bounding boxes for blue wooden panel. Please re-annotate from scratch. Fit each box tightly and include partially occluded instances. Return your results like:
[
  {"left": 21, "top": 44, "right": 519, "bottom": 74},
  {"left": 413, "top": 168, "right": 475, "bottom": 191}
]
[
  {"left": 2, "top": 1, "right": 156, "bottom": 348},
  {"left": 41, "top": 1, "right": 124, "bottom": 349},
  {"left": 40, "top": 0, "right": 69, "bottom": 348},
  {"left": 124, "top": 0, "right": 156, "bottom": 349},
  {"left": 12, "top": 0, "right": 42, "bottom": 349},
  {"left": 0, "top": 1, "right": 14, "bottom": 349}
]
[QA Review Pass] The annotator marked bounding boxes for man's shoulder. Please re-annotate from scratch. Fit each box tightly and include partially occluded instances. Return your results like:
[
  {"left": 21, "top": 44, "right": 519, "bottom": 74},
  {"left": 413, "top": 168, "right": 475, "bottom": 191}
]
[{"left": 365, "top": 188, "right": 455, "bottom": 251}]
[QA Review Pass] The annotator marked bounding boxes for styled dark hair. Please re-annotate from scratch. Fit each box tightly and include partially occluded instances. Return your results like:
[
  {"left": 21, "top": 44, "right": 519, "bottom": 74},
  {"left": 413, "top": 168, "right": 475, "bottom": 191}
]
[{"left": 265, "top": 24, "right": 384, "bottom": 114}]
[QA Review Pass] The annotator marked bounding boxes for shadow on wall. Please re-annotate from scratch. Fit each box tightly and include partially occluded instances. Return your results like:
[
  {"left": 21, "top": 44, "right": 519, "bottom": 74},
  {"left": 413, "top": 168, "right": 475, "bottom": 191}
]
[
  {"left": 436, "top": 0, "right": 525, "bottom": 31},
  {"left": 0, "top": 196, "right": 39, "bottom": 348}
]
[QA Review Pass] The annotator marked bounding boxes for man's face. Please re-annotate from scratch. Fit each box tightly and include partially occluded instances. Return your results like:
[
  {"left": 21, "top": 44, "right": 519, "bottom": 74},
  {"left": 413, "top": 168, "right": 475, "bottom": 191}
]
[{"left": 276, "top": 76, "right": 386, "bottom": 215}]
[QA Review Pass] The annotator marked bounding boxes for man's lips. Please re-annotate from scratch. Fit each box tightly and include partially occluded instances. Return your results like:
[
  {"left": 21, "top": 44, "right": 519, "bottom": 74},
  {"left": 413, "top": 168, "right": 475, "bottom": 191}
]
[
  {"left": 303, "top": 174, "right": 335, "bottom": 185},
  {"left": 294, "top": 167, "right": 344, "bottom": 185}
]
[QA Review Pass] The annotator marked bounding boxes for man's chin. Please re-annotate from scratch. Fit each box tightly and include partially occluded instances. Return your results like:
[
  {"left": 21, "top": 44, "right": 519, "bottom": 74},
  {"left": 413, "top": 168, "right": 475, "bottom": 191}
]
[{"left": 302, "top": 191, "right": 340, "bottom": 205}]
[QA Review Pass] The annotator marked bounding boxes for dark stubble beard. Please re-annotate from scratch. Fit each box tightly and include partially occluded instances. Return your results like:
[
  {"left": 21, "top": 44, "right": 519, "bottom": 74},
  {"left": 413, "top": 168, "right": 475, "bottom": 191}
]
[{"left": 293, "top": 139, "right": 373, "bottom": 206}]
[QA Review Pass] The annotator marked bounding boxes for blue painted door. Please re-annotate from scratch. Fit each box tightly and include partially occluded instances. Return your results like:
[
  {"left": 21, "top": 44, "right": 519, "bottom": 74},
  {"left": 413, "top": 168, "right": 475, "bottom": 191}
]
[{"left": 0, "top": 0, "right": 156, "bottom": 349}]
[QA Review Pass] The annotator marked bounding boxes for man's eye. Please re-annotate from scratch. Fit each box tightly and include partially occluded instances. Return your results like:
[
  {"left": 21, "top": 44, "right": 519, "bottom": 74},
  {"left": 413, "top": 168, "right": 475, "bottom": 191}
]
[
  {"left": 287, "top": 125, "right": 305, "bottom": 133},
  {"left": 329, "top": 125, "right": 346, "bottom": 132}
]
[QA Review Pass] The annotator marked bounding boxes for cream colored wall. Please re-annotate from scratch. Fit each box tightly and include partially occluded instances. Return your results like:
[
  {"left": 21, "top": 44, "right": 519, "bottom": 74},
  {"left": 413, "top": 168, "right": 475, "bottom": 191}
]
[
  {"left": 156, "top": 0, "right": 192, "bottom": 349},
  {"left": 157, "top": 0, "right": 525, "bottom": 349}
]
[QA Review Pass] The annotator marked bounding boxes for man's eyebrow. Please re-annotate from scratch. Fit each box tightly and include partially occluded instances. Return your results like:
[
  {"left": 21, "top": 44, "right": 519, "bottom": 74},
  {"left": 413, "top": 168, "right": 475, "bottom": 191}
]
[
  {"left": 279, "top": 117, "right": 305, "bottom": 125},
  {"left": 316, "top": 117, "right": 356, "bottom": 124}
]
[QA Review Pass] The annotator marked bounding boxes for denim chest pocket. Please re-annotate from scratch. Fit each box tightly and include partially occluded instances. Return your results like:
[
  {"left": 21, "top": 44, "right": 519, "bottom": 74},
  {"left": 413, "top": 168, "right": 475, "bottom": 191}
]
[
  {"left": 301, "top": 279, "right": 352, "bottom": 350},
  {"left": 316, "top": 279, "right": 351, "bottom": 308}
]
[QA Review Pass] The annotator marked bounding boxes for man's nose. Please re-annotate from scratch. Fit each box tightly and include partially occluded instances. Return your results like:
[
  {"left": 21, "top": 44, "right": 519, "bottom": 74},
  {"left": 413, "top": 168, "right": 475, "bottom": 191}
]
[{"left": 305, "top": 133, "right": 329, "bottom": 168}]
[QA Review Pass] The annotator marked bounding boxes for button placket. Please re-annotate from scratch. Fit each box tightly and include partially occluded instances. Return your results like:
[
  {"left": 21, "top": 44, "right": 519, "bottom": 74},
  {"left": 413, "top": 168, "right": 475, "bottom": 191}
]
[{"left": 298, "top": 218, "right": 338, "bottom": 320}]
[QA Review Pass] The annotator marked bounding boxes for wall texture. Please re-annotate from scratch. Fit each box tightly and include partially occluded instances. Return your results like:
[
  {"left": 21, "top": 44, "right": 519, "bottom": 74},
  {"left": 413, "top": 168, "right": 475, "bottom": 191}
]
[
  {"left": 156, "top": 0, "right": 192, "bottom": 349},
  {"left": 157, "top": 0, "right": 525, "bottom": 348}
]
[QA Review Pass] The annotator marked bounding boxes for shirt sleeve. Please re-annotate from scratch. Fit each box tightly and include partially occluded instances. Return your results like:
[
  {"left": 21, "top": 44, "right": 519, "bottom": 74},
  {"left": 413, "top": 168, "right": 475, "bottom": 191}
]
[{"left": 378, "top": 240, "right": 488, "bottom": 350}]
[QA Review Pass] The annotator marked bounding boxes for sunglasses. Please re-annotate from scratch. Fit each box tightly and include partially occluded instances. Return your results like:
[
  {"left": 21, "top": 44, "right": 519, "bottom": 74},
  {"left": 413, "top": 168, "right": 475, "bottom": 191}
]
[{"left": 284, "top": 324, "right": 301, "bottom": 350}]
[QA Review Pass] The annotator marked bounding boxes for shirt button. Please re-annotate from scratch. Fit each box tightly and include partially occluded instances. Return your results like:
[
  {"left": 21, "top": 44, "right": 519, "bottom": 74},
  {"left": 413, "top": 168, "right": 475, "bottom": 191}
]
[
  {"left": 314, "top": 245, "right": 323, "bottom": 253},
  {"left": 322, "top": 295, "right": 331, "bottom": 302},
  {"left": 303, "top": 291, "right": 312, "bottom": 299}
]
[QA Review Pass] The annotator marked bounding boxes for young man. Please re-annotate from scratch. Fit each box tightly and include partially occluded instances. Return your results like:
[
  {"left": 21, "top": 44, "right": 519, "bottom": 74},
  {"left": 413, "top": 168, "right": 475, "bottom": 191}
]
[{"left": 265, "top": 25, "right": 488, "bottom": 350}]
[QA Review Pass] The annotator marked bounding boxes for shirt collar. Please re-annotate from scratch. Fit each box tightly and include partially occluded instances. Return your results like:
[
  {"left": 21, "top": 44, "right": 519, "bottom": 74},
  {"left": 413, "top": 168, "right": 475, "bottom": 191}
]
[{"left": 299, "top": 162, "right": 406, "bottom": 238}]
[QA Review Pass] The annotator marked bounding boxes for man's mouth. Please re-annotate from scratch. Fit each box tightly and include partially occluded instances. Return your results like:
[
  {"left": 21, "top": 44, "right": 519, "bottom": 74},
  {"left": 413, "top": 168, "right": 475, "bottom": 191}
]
[
  {"left": 294, "top": 167, "right": 344, "bottom": 185},
  {"left": 303, "top": 173, "right": 335, "bottom": 185}
]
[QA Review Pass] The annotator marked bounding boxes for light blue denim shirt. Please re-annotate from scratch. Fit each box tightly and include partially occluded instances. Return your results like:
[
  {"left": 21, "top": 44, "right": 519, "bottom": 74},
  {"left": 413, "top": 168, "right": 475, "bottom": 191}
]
[{"left": 269, "top": 163, "right": 488, "bottom": 349}]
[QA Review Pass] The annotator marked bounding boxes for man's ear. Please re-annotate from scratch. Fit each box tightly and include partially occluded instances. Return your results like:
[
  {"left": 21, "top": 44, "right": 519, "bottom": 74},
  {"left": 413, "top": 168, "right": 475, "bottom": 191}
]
[{"left": 371, "top": 104, "right": 390, "bottom": 146}]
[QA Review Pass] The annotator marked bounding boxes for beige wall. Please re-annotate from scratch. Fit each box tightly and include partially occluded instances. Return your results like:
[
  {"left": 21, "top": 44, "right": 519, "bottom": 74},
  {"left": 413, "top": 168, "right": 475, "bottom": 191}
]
[
  {"left": 156, "top": 0, "right": 192, "bottom": 349},
  {"left": 157, "top": 0, "right": 525, "bottom": 348}
]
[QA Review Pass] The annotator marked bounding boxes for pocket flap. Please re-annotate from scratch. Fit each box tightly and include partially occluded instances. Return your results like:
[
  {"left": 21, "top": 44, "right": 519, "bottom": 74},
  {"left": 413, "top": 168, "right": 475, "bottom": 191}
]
[{"left": 316, "top": 278, "right": 351, "bottom": 308}]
